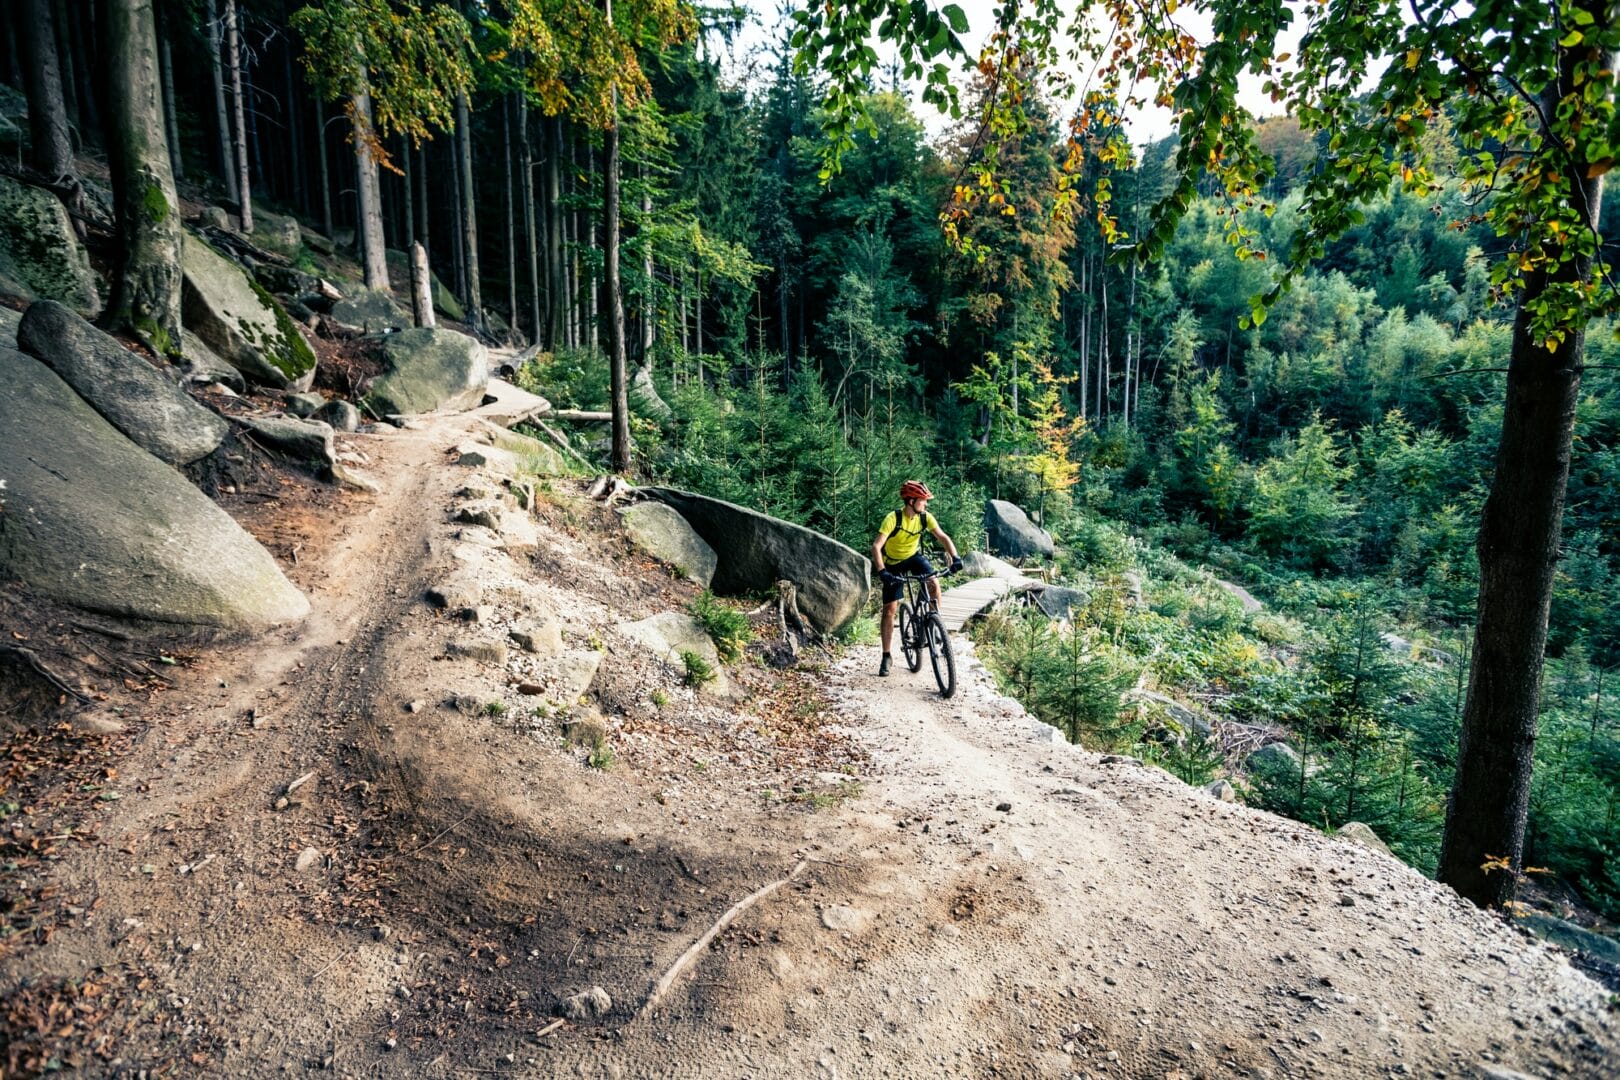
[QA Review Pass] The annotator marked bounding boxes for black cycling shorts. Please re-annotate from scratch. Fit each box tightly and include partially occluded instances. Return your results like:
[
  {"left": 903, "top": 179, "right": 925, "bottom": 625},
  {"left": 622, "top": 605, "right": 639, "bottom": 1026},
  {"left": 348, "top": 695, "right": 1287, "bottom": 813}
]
[{"left": 881, "top": 554, "right": 934, "bottom": 604}]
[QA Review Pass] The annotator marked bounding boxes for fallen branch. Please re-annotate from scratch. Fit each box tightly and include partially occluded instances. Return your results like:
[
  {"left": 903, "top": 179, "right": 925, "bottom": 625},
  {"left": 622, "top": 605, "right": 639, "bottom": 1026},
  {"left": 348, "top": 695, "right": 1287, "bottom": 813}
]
[
  {"left": 533, "top": 420, "right": 594, "bottom": 471},
  {"left": 637, "top": 860, "right": 807, "bottom": 1020},
  {"left": 541, "top": 409, "right": 611, "bottom": 422}
]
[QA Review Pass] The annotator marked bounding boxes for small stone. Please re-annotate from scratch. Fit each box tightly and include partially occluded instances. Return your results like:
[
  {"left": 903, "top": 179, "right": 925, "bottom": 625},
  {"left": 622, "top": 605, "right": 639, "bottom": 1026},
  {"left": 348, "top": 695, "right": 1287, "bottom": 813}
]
[
  {"left": 405, "top": 699, "right": 426, "bottom": 713},
  {"left": 294, "top": 847, "right": 322, "bottom": 872},
  {"left": 820, "top": 906, "right": 869, "bottom": 933},
  {"left": 468, "top": 605, "right": 495, "bottom": 624},
  {"left": 1204, "top": 779, "right": 1236, "bottom": 802},
  {"left": 996, "top": 802, "right": 1012, "bottom": 813},
  {"left": 447, "top": 639, "right": 508, "bottom": 665},
  {"left": 273, "top": 796, "right": 290, "bottom": 811},
  {"left": 396, "top": 986, "right": 411, "bottom": 999},
  {"left": 517, "top": 682, "right": 544, "bottom": 695},
  {"left": 558, "top": 986, "right": 612, "bottom": 1021}
]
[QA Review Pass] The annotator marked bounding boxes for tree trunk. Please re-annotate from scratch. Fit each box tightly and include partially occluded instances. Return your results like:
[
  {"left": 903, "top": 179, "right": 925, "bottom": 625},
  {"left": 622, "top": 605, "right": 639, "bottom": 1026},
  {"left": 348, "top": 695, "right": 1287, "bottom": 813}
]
[
  {"left": 456, "top": 90, "right": 483, "bottom": 335},
  {"left": 105, "top": 0, "right": 182, "bottom": 354},
  {"left": 416, "top": 142, "right": 429, "bottom": 266},
  {"left": 205, "top": 0, "right": 234, "bottom": 200},
  {"left": 1438, "top": 117, "right": 1605, "bottom": 908},
  {"left": 643, "top": 174, "right": 655, "bottom": 363},
  {"left": 521, "top": 95, "right": 541, "bottom": 345},
  {"left": 51, "top": 0, "right": 79, "bottom": 133},
  {"left": 546, "top": 116, "right": 563, "bottom": 348},
  {"left": 156, "top": 0, "right": 183, "bottom": 181},
  {"left": 410, "top": 241, "right": 435, "bottom": 328},
  {"left": 351, "top": 89, "right": 389, "bottom": 291},
  {"left": 21, "top": 0, "right": 74, "bottom": 180},
  {"left": 224, "top": 0, "right": 251, "bottom": 231},
  {"left": 284, "top": 47, "right": 303, "bottom": 211},
  {"left": 66, "top": 0, "right": 101, "bottom": 149},
  {"left": 604, "top": 11, "right": 630, "bottom": 472},
  {"left": 316, "top": 99, "right": 333, "bottom": 238},
  {"left": 402, "top": 136, "right": 415, "bottom": 250},
  {"left": 504, "top": 95, "right": 517, "bottom": 342}
]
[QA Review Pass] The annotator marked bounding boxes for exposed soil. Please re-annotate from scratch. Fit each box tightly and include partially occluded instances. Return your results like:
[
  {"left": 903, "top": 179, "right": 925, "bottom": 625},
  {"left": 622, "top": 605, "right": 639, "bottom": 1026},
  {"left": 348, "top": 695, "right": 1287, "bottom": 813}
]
[{"left": 2, "top": 399, "right": 1617, "bottom": 1079}]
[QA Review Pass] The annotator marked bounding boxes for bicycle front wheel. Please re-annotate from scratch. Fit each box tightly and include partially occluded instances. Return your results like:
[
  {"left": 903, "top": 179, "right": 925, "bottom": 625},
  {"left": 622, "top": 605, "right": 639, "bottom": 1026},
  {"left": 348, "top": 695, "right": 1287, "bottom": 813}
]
[
  {"left": 925, "top": 614, "right": 956, "bottom": 698},
  {"left": 900, "top": 603, "right": 923, "bottom": 672}
]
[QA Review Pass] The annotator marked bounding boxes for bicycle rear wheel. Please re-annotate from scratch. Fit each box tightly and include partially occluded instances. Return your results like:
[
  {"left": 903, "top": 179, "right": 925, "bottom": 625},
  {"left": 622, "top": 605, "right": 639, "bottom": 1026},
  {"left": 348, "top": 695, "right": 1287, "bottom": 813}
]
[
  {"left": 900, "top": 603, "right": 922, "bottom": 672},
  {"left": 925, "top": 613, "right": 956, "bottom": 698}
]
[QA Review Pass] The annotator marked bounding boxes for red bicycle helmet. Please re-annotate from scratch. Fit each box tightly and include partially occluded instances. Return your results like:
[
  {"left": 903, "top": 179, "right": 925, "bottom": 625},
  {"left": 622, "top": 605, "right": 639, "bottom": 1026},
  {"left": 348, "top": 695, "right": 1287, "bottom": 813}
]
[{"left": 899, "top": 480, "right": 933, "bottom": 501}]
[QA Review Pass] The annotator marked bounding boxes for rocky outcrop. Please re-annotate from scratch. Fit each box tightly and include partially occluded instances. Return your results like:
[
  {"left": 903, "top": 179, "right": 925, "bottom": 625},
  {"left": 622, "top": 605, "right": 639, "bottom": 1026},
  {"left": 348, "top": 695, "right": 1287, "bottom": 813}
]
[
  {"left": 630, "top": 365, "right": 672, "bottom": 423},
  {"left": 0, "top": 346, "right": 308, "bottom": 629},
  {"left": 1032, "top": 584, "right": 1088, "bottom": 620},
  {"left": 0, "top": 176, "right": 100, "bottom": 317},
  {"left": 1336, "top": 822, "right": 1393, "bottom": 858},
  {"left": 362, "top": 328, "right": 488, "bottom": 417},
  {"left": 327, "top": 288, "right": 410, "bottom": 335},
  {"left": 241, "top": 416, "right": 336, "bottom": 467},
  {"left": 642, "top": 488, "right": 870, "bottom": 633},
  {"left": 960, "top": 551, "right": 1024, "bottom": 580},
  {"left": 984, "top": 499, "right": 1055, "bottom": 559},
  {"left": 1216, "top": 579, "right": 1263, "bottom": 614},
  {"left": 316, "top": 400, "right": 360, "bottom": 432},
  {"left": 250, "top": 207, "right": 303, "bottom": 254},
  {"left": 618, "top": 502, "right": 717, "bottom": 586},
  {"left": 178, "top": 336, "right": 247, "bottom": 392},
  {"left": 181, "top": 233, "right": 317, "bottom": 390},
  {"left": 17, "top": 301, "right": 227, "bottom": 466},
  {"left": 617, "top": 612, "right": 731, "bottom": 696},
  {"left": 0, "top": 306, "right": 19, "bottom": 349},
  {"left": 1246, "top": 741, "right": 1302, "bottom": 777}
]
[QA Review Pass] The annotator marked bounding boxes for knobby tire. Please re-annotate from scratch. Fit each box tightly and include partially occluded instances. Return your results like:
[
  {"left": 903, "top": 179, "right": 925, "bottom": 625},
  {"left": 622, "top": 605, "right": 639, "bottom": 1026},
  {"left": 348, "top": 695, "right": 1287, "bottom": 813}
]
[
  {"left": 925, "top": 613, "right": 956, "bottom": 698},
  {"left": 900, "top": 603, "right": 923, "bottom": 672}
]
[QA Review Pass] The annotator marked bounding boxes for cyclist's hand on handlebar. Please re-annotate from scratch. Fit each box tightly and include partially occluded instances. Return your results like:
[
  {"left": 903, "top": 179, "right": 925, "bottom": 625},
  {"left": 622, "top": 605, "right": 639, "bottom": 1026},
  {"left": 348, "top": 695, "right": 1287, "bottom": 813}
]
[
  {"left": 879, "top": 569, "right": 900, "bottom": 586},
  {"left": 950, "top": 556, "right": 964, "bottom": 574}
]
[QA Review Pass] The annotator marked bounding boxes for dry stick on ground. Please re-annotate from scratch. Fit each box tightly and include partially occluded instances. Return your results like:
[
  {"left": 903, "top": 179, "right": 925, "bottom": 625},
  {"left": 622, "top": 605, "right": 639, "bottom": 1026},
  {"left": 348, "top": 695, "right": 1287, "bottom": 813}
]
[{"left": 637, "top": 860, "right": 808, "bottom": 1020}]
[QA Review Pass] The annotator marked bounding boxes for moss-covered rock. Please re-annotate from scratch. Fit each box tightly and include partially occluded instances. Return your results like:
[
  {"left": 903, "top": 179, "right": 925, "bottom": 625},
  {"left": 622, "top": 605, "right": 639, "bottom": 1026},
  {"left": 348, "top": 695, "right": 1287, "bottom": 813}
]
[
  {"left": 362, "top": 328, "right": 488, "bottom": 416},
  {"left": 181, "top": 233, "right": 317, "bottom": 390},
  {"left": 0, "top": 176, "right": 101, "bottom": 317},
  {"left": 327, "top": 288, "right": 410, "bottom": 334}
]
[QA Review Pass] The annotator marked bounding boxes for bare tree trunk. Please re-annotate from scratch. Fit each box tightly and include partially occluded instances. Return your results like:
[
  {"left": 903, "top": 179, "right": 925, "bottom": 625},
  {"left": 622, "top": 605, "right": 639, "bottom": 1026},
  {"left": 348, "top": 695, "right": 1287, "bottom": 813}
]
[
  {"left": 155, "top": 0, "right": 183, "bottom": 180},
  {"left": 51, "top": 0, "right": 78, "bottom": 133},
  {"left": 642, "top": 170, "right": 655, "bottom": 363},
  {"left": 21, "top": 0, "right": 74, "bottom": 180},
  {"left": 224, "top": 0, "right": 251, "bottom": 231},
  {"left": 504, "top": 95, "right": 517, "bottom": 342},
  {"left": 105, "top": 0, "right": 182, "bottom": 354},
  {"left": 546, "top": 116, "right": 563, "bottom": 349},
  {"left": 284, "top": 48, "right": 303, "bottom": 211},
  {"left": 351, "top": 89, "right": 389, "bottom": 291},
  {"left": 410, "top": 241, "right": 435, "bottom": 328},
  {"left": 416, "top": 142, "right": 429, "bottom": 266},
  {"left": 66, "top": 0, "right": 102, "bottom": 149},
  {"left": 402, "top": 136, "right": 415, "bottom": 250},
  {"left": 1078, "top": 255, "right": 1089, "bottom": 422},
  {"left": 604, "top": 0, "right": 630, "bottom": 471},
  {"left": 205, "top": 0, "right": 234, "bottom": 200},
  {"left": 456, "top": 90, "right": 482, "bottom": 335},
  {"left": 1438, "top": 40, "right": 1607, "bottom": 908},
  {"left": 520, "top": 95, "right": 541, "bottom": 345}
]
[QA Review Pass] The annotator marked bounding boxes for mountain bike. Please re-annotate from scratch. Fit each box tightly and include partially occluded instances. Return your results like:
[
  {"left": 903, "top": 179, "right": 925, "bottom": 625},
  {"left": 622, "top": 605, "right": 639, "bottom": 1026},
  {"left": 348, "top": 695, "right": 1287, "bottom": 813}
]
[{"left": 896, "top": 568, "right": 957, "bottom": 698}]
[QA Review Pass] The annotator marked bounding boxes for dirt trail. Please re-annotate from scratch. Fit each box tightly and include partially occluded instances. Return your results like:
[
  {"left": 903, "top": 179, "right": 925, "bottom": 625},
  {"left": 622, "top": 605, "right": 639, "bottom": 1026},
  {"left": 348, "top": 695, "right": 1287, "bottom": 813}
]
[{"left": 5, "top": 399, "right": 1617, "bottom": 1079}]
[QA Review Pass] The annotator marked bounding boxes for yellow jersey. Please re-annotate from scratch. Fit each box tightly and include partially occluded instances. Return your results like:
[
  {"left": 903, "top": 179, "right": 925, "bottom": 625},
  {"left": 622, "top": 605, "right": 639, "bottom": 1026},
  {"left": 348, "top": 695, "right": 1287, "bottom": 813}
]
[{"left": 879, "top": 509, "right": 936, "bottom": 563}]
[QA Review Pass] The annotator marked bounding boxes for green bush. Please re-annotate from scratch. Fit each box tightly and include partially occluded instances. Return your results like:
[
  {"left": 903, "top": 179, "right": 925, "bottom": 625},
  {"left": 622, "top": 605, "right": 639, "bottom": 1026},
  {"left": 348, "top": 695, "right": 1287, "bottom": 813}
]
[
  {"left": 689, "top": 591, "right": 752, "bottom": 662},
  {"left": 680, "top": 650, "right": 716, "bottom": 686}
]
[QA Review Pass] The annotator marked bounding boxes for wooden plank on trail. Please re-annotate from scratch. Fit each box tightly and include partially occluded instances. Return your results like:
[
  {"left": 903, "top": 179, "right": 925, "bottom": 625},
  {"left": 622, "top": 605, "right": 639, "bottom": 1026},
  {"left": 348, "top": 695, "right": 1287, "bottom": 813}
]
[{"left": 937, "top": 575, "right": 1041, "bottom": 633}]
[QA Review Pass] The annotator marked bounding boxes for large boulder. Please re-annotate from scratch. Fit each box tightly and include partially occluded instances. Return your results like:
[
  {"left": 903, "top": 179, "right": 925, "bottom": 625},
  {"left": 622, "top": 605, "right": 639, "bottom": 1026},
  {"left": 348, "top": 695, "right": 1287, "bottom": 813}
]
[
  {"left": 1518, "top": 913, "right": 1620, "bottom": 968},
  {"left": 327, "top": 288, "right": 410, "bottom": 335},
  {"left": 618, "top": 502, "right": 717, "bottom": 586},
  {"left": 249, "top": 206, "right": 303, "bottom": 254},
  {"left": 1032, "top": 584, "right": 1089, "bottom": 620},
  {"left": 0, "top": 176, "right": 100, "bottom": 317},
  {"left": 630, "top": 365, "right": 672, "bottom": 423},
  {"left": 960, "top": 551, "right": 1024, "bottom": 580},
  {"left": 984, "top": 499, "right": 1055, "bottom": 559},
  {"left": 17, "top": 301, "right": 227, "bottom": 466},
  {"left": 181, "top": 233, "right": 317, "bottom": 390},
  {"left": 1246, "top": 741, "right": 1302, "bottom": 777},
  {"left": 177, "top": 336, "right": 247, "bottom": 393},
  {"left": 1335, "top": 821, "right": 1394, "bottom": 858},
  {"left": 1216, "top": 579, "right": 1263, "bottom": 614},
  {"left": 0, "top": 347, "right": 309, "bottom": 629},
  {"left": 241, "top": 416, "right": 336, "bottom": 467},
  {"left": 362, "top": 328, "right": 488, "bottom": 416},
  {"left": 642, "top": 488, "right": 870, "bottom": 634},
  {"left": 0, "top": 306, "right": 18, "bottom": 349}
]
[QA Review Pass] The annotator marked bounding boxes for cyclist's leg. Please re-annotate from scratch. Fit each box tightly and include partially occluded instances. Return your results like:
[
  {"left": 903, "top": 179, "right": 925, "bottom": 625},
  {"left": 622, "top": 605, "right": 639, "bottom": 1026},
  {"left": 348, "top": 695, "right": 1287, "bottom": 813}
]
[{"left": 880, "top": 600, "right": 899, "bottom": 653}]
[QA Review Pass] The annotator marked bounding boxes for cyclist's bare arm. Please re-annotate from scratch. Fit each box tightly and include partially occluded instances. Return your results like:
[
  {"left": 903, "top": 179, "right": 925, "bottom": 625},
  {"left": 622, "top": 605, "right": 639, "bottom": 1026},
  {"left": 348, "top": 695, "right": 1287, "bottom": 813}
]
[
  {"left": 930, "top": 523, "right": 959, "bottom": 561},
  {"left": 871, "top": 532, "right": 893, "bottom": 576}
]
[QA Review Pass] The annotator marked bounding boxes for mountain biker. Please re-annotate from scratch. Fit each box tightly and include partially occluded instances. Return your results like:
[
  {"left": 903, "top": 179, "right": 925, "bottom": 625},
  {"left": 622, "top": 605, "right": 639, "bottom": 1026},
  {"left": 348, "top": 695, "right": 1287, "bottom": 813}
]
[{"left": 872, "top": 480, "right": 962, "bottom": 676}]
